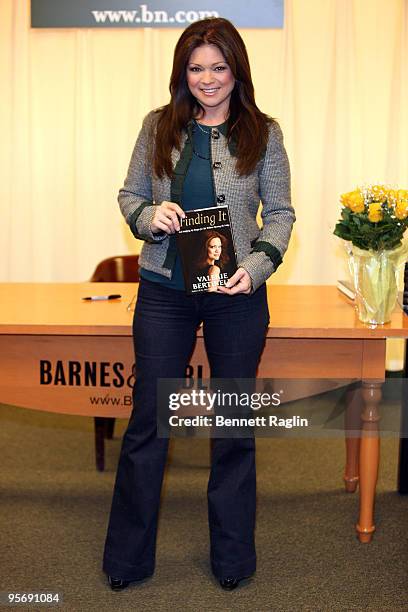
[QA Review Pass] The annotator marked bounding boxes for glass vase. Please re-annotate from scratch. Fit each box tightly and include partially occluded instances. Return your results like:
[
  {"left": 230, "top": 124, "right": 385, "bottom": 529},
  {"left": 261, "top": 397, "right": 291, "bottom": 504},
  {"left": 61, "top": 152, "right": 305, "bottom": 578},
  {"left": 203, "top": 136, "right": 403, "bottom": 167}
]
[{"left": 348, "top": 244, "right": 407, "bottom": 325}]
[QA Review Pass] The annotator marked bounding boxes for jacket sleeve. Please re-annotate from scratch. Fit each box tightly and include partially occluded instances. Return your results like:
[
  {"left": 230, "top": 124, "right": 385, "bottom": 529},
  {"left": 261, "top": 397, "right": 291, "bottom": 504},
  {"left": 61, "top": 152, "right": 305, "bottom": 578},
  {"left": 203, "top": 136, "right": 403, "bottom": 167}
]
[
  {"left": 118, "top": 111, "right": 167, "bottom": 243},
  {"left": 239, "top": 121, "right": 295, "bottom": 292}
]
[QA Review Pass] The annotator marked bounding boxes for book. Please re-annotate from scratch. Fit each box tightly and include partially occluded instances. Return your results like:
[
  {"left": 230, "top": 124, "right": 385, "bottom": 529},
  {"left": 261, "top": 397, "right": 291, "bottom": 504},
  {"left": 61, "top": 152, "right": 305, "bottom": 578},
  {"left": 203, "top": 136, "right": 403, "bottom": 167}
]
[
  {"left": 176, "top": 205, "right": 238, "bottom": 294},
  {"left": 336, "top": 279, "right": 355, "bottom": 300}
]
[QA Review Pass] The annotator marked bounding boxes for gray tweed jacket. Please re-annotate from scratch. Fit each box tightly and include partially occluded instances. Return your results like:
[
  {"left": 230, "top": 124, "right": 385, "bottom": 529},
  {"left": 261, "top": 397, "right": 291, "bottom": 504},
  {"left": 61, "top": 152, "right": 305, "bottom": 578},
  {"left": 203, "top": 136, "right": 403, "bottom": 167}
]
[{"left": 118, "top": 110, "right": 295, "bottom": 292}]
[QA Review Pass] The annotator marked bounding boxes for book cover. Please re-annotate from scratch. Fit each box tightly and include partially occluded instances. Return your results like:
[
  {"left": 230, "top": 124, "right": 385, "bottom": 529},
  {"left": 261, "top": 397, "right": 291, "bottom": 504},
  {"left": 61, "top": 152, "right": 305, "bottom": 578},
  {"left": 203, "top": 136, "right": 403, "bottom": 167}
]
[{"left": 176, "top": 205, "right": 238, "bottom": 294}]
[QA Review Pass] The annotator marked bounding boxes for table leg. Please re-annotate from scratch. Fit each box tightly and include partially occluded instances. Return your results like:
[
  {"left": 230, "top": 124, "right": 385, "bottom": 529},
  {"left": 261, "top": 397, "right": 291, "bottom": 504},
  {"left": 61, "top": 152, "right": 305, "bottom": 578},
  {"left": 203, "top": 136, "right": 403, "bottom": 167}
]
[
  {"left": 398, "top": 348, "right": 408, "bottom": 494},
  {"left": 94, "top": 417, "right": 106, "bottom": 472},
  {"left": 356, "top": 381, "right": 382, "bottom": 543},
  {"left": 344, "top": 386, "right": 361, "bottom": 493},
  {"left": 398, "top": 438, "right": 408, "bottom": 494}
]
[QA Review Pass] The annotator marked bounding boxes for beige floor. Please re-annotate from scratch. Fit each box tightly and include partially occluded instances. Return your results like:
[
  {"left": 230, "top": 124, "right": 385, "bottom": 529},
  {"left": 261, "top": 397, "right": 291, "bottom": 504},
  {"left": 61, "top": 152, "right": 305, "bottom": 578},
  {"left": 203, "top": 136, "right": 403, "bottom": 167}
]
[{"left": 1, "top": 400, "right": 407, "bottom": 611}]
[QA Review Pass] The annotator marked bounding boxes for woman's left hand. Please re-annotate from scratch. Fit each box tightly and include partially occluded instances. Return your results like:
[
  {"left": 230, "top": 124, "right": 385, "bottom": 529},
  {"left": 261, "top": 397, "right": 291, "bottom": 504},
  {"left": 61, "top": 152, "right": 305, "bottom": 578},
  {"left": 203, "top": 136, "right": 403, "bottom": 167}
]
[{"left": 217, "top": 267, "right": 252, "bottom": 295}]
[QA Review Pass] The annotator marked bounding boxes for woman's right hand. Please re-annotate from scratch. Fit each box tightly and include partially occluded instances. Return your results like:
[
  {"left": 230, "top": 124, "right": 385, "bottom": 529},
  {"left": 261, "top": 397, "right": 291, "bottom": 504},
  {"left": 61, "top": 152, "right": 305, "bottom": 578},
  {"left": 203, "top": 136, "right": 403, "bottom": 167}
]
[{"left": 150, "top": 201, "right": 185, "bottom": 234}]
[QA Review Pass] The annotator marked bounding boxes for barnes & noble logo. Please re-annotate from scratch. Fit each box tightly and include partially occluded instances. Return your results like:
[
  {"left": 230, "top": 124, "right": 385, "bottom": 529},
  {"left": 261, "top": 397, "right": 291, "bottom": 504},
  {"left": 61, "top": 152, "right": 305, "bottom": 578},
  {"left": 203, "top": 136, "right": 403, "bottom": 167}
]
[{"left": 39, "top": 360, "right": 206, "bottom": 388}]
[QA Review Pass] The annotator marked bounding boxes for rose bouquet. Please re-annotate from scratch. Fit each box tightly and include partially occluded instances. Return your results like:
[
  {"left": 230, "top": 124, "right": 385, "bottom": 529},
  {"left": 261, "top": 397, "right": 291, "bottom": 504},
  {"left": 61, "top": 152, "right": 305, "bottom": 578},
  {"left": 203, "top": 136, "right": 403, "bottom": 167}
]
[
  {"left": 333, "top": 185, "right": 408, "bottom": 250},
  {"left": 334, "top": 185, "right": 408, "bottom": 324}
]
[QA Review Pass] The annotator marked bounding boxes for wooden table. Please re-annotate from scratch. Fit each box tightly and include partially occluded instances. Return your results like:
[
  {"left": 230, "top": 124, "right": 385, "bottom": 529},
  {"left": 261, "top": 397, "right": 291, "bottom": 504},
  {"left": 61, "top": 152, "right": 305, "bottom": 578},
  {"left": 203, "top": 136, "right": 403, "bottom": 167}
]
[{"left": 1, "top": 282, "right": 408, "bottom": 542}]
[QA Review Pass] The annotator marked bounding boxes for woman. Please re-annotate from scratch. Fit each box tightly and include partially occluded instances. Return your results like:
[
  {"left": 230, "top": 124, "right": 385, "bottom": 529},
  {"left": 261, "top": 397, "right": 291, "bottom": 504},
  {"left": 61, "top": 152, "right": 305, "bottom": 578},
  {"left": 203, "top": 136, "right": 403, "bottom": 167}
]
[
  {"left": 103, "top": 17, "right": 295, "bottom": 591},
  {"left": 196, "top": 231, "right": 229, "bottom": 292}
]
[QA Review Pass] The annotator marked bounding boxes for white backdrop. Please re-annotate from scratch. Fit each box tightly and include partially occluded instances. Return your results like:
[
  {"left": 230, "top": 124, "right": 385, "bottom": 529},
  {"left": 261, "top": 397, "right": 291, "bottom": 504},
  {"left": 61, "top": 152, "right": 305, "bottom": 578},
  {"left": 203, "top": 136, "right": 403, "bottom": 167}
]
[{"left": 1, "top": 0, "right": 407, "bottom": 286}]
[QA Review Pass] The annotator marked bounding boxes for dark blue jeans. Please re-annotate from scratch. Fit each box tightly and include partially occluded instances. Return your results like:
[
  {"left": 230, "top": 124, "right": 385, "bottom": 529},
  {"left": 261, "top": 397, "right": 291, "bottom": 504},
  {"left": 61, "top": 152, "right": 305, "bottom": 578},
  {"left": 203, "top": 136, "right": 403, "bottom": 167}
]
[{"left": 102, "top": 278, "right": 269, "bottom": 581}]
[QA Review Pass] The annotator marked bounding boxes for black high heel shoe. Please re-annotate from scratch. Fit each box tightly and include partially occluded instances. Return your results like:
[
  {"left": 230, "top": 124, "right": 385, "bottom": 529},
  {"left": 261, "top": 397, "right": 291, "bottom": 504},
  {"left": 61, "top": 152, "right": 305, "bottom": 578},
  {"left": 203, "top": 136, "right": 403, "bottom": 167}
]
[
  {"left": 108, "top": 576, "right": 130, "bottom": 591},
  {"left": 219, "top": 575, "right": 251, "bottom": 591}
]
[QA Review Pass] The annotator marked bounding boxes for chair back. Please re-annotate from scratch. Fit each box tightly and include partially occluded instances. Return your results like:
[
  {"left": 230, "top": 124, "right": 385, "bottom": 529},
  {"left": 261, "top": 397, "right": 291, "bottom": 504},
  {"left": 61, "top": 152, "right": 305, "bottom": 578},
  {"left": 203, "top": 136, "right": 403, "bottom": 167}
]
[{"left": 90, "top": 255, "right": 140, "bottom": 282}]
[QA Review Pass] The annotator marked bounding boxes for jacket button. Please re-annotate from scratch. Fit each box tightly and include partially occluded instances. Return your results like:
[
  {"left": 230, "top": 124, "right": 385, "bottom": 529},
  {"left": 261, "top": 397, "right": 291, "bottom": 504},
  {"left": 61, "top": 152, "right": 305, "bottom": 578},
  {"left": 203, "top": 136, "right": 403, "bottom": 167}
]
[
  {"left": 212, "top": 129, "right": 220, "bottom": 139},
  {"left": 213, "top": 161, "right": 222, "bottom": 169},
  {"left": 217, "top": 194, "right": 225, "bottom": 203}
]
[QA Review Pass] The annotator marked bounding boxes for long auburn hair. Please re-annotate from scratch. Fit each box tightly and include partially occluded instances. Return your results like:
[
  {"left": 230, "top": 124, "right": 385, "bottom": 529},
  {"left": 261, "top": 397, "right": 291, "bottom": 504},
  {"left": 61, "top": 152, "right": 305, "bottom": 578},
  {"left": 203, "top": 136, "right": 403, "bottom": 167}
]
[
  {"left": 197, "top": 231, "right": 230, "bottom": 269},
  {"left": 153, "top": 17, "right": 271, "bottom": 178}
]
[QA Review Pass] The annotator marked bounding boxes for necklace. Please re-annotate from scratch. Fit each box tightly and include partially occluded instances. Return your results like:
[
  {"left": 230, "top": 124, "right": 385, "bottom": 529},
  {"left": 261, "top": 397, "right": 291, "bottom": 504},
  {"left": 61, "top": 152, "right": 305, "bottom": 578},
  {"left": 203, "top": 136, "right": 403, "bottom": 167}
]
[
  {"left": 192, "top": 121, "right": 210, "bottom": 160},
  {"left": 194, "top": 119, "right": 211, "bottom": 134}
]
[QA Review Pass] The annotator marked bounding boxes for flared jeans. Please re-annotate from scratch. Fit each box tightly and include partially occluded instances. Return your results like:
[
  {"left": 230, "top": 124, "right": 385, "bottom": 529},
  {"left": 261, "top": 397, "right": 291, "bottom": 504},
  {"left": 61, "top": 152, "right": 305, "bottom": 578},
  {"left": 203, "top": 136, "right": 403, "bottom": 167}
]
[{"left": 102, "top": 278, "right": 269, "bottom": 581}]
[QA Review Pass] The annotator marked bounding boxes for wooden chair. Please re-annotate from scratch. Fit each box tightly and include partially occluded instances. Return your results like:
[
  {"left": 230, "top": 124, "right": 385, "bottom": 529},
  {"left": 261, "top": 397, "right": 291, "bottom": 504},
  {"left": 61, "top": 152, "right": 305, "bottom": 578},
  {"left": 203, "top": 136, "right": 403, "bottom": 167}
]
[{"left": 90, "top": 255, "right": 139, "bottom": 471}]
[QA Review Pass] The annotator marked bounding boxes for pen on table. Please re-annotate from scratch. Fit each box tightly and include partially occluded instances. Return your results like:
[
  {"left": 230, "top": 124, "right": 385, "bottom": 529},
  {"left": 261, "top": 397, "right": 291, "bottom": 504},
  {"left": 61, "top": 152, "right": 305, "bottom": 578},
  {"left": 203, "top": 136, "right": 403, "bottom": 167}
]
[{"left": 82, "top": 294, "right": 122, "bottom": 301}]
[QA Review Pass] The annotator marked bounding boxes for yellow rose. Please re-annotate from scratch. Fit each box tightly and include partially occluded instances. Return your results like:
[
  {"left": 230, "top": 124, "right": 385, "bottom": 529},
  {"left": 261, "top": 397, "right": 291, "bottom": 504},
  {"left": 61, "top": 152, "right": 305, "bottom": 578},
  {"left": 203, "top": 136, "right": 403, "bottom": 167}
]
[
  {"left": 348, "top": 192, "right": 365, "bottom": 213},
  {"left": 340, "top": 191, "right": 353, "bottom": 208},
  {"left": 395, "top": 200, "right": 408, "bottom": 220},
  {"left": 395, "top": 189, "right": 408, "bottom": 219},
  {"left": 341, "top": 190, "right": 365, "bottom": 213},
  {"left": 368, "top": 202, "right": 383, "bottom": 223}
]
